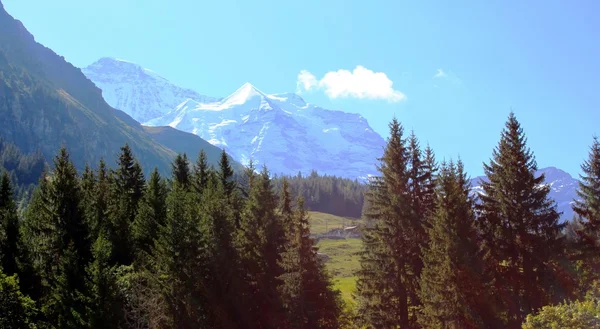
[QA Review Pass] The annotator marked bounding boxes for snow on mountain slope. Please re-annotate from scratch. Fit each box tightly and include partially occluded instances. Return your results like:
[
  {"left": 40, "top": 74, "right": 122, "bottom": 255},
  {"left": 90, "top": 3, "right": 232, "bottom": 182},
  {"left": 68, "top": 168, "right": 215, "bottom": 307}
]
[
  {"left": 143, "top": 82, "right": 386, "bottom": 178},
  {"left": 82, "top": 58, "right": 217, "bottom": 123},
  {"left": 470, "top": 167, "right": 579, "bottom": 222}
]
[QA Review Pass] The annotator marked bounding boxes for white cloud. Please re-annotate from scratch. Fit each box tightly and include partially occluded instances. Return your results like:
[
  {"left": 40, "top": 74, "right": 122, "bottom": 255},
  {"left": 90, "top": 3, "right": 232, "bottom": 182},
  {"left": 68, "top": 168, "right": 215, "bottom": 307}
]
[
  {"left": 433, "top": 69, "right": 447, "bottom": 79},
  {"left": 296, "top": 70, "right": 318, "bottom": 92},
  {"left": 432, "top": 68, "right": 463, "bottom": 85},
  {"left": 296, "top": 66, "right": 406, "bottom": 102}
]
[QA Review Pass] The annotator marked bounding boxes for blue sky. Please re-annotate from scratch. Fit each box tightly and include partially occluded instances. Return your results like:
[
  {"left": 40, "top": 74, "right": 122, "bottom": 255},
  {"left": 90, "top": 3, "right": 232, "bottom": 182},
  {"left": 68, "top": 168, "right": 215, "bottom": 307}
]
[{"left": 4, "top": 0, "right": 600, "bottom": 177}]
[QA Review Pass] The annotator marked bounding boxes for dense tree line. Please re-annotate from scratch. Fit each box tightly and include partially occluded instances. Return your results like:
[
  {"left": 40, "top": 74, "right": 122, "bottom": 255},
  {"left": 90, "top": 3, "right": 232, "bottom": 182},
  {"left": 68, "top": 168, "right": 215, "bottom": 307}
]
[
  {"left": 356, "top": 113, "right": 600, "bottom": 329},
  {"left": 3, "top": 112, "right": 600, "bottom": 329},
  {"left": 271, "top": 171, "right": 367, "bottom": 219},
  {"left": 0, "top": 145, "right": 342, "bottom": 328},
  {"left": 0, "top": 138, "right": 46, "bottom": 202}
]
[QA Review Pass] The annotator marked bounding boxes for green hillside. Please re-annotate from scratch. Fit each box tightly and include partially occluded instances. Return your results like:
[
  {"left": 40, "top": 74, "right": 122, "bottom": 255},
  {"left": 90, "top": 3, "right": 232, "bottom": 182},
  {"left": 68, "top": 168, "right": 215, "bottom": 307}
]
[
  {"left": 308, "top": 211, "right": 363, "bottom": 307},
  {"left": 142, "top": 125, "right": 242, "bottom": 170},
  {"left": 0, "top": 4, "right": 225, "bottom": 175}
]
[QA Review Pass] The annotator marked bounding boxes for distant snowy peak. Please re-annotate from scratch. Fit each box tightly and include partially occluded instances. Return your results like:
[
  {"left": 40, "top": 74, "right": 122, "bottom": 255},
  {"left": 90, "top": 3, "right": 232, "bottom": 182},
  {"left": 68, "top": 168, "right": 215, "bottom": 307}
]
[
  {"left": 82, "top": 57, "right": 216, "bottom": 123},
  {"left": 145, "top": 82, "right": 384, "bottom": 179},
  {"left": 83, "top": 57, "right": 385, "bottom": 179},
  {"left": 470, "top": 167, "right": 579, "bottom": 222}
]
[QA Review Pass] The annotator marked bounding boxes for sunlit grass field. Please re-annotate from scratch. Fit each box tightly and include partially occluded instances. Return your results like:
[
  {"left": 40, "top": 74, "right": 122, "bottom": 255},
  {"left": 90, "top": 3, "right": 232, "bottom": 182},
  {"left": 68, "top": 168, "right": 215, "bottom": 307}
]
[{"left": 308, "top": 211, "right": 363, "bottom": 307}]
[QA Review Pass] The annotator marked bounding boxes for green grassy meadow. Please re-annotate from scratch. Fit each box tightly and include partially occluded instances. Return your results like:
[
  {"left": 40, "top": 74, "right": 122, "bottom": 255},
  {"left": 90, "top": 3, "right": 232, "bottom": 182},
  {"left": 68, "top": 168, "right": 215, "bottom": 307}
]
[{"left": 308, "top": 211, "right": 363, "bottom": 307}]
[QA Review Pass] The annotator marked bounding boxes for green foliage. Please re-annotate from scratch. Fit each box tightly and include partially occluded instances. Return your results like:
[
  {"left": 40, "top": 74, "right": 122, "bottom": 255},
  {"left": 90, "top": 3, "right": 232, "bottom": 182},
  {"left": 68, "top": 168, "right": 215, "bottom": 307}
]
[
  {"left": 0, "top": 270, "right": 37, "bottom": 329},
  {"left": 0, "top": 138, "right": 46, "bottom": 202},
  {"left": 272, "top": 171, "right": 367, "bottom": 219},
  {"left": 193, "top": 150, "right": 210, "bottom": 195},
  {"left": 107, "top": 144, "right": 145, "bottom": 265},
  {"left": 418, "top": 160, "right": 487, "bottom": 329},
  {"left": 219, "top": 149, "right": 236, "bottom": 198},
  {"left": 3, "top": 110, "right": 597, "bottom": 329},
  {"left": 171, "top": 153, "right": 192, "bottom": 189},
  {"left": 87, "top": 233, "right": 124, "bottom": 329},
  {"left": 22, "top": 148, "right": 91, "bottom": 328},
  {"left": 573, "top": 136, "right": 600, "bottom": 250},
  {"left": 477, "top": 113, "right": 565, "bottom": 327},
  {"left": 356, "top": 118, "right": 434, "bottom": 328},
  {"left": 0, "top": 171, "right": 21, "bottom": 275},
  {"left": 132, "top": 168, "right": 167, "bottom": 260},
  {"left": 235, "top": 166, "right": 286, "bottom": 328},
  {"left": 522, "top": 285, "right": 600, "bottom": 329}
]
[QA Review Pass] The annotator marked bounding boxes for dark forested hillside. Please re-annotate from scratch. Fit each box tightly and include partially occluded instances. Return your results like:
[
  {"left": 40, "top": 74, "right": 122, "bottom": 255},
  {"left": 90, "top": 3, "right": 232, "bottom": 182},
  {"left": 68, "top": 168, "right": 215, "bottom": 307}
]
[
  {"left": 272, "top": 171, "right": 367, "bottom": 218},
  {"left": 0, "top": 3, "right": 226, "bottom": 175},
  {"left": 0, "top": 138, "right": 45, "bottom": 201},
  {"left": 141, "top": 125, "right": 242, "bottom": 170}
]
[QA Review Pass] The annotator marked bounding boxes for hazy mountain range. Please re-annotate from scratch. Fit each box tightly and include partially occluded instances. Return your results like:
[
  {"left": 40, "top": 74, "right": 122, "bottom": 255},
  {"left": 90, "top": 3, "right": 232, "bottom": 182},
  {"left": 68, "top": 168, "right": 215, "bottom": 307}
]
[
  {"left": 82, "top": 58, "right": 582, "bottom": 222},
  {"left": 83, "top": 58, "right": 386, "bottom": 179}
]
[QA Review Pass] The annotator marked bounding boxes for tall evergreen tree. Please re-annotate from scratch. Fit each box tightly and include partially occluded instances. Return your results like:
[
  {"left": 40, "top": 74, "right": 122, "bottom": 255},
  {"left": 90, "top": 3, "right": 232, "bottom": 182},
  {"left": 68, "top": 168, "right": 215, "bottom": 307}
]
[
  {"left": 418, "top": 161, "right": 487, "bottom": 329},
  {"left": 83, "top": 159, "right": 111, "bottom": 241},
  {"left": 23, "top": 148, "right": 91, "bottom": 328},
  {"left": 219, "top": 150, "right": 236, "bottom": 198},
  {"left": 150, "top": 181, "right": 208, "bottom": 328},
  {"left": 132, "top": 168, "right": 168, "bottom": 260},
  {"left": 477, "top": 113, "right": 564, "bottom": 327},
  {"left": 0, "top": 172, "right": 36, "bottom": 297},
  {"left": 235, "top": 166, "right": 285, "bottom": 328},
  {"left": 279, "top": 178, "right": 294, "bottom": 234},
  {"left": 0, "top": 172, "right": 20, "bottom": 276},
  {"left": 193, "top": 150, "right": 210, "bottom": 195},
  {"left": 278, "top": 192, "right": 342, "bottom": 329},
  {"left": 422, "top": 144, "right": 439, "bottom": 220},
  {"left": 108, "top": 144, "right": 145, "bottom": 265},
  {"left": 172, "top": 153, "right": 192, "bottom": 190},
  {"left": 356, "top": 118, "right": 420, "bottom": 328},
  {"left": 87, "top": 232, "right": 123, "bottom": 329},
  {"left": 572, "top": 136, "right": 600, "bottom": 250},
  {"left": 197, "top": 175, "right": 242, "bottom": 329}
]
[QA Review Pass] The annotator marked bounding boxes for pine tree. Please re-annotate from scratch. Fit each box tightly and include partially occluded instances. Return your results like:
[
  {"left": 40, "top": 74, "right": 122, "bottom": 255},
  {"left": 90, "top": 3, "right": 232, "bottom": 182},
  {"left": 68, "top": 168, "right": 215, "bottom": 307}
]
[
  {"left": 219, "top": 150, "right": 236, "bottom": 198},
  {"left": 193, "top": 150, "right": 210, "bottom": 195},
  {"left": 172, "top": 153, "right": 192, "bottom": 189},
  {"left": 24, "top": 148, "right": 91, "bottom": 328},
  {"left": 45, "top": 243, "right": 90, "bottom": 328},
  {"left": 277, "top": 182, "right": 305, "bottom": 328},
  {"left": 197, "top": 175, "right": 242, "bottom": 329},
  {"left": 87, "top": 232, "right": 123, "bottom": 329},
  {"left": 92, "top": 159, "right": 113, "bottom": 241},
  {"left": 406, "top": 131, "right": 430, "bottom": 311},
  {"left": 278, "top": 192, "right": 342, "bottom": 329},
  {"left": 150, "top": 181, "right": 208, "bottom": 328},
  {"left": 108, "top": 144, "right": 145, "bottom": 265},
  {"left": 572, "top": 136, "right": 600, "bottom": 250},
  {"left": 84, "top": 159, "right": 111, "bottom": 241},
  {"left": 356, "top": 118, "right": 419, "bottom": 328},
  {"left": 418, "top": 160, "right": 487, "bottom": 329},
  {"left": 235, "top": 166, "right": 285, "bottom": 328},
  {"left": 477, "top": 113, "right": 564, "bottom": 327},
  {"left": 132, "top": 168, "right": 167, "bottom": 260},
  {"left": 0, "top": 172, "right": 20, "bottom": 276},
  {"left": 279, "top": 178, "right": 294, "bottom": 234},
  {"left": 422, "top": 144, "right": 439, "bottom": 220}
]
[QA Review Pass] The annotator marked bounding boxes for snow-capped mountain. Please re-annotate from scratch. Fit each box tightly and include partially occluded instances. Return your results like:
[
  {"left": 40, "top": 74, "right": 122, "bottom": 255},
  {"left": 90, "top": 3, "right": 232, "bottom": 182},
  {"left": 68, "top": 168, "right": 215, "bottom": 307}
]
[
  {"left": 145, "top": 82, "right": 386, "bottom": 178},
  {"left": 82, "top": 58, "right": 217, "bottom": 123},
  {"left": 82, "top": 58, "right": 385, "bottom": 178},
  {"left": 470, "top": 167, "right": 579, "bottom": 222}
]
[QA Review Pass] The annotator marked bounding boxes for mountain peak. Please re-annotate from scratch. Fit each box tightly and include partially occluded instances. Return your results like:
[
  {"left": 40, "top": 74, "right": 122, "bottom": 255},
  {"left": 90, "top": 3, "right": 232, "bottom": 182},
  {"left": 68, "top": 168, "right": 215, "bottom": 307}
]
[
  {"left": 237, "top": 82, "right": 264, "bottom": 94},
  {"left": 82, "top": 57, "right": 216, "bottom": 123},
  {"left": 222, "top": 82, "right": 266, "bottom": 106}
]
